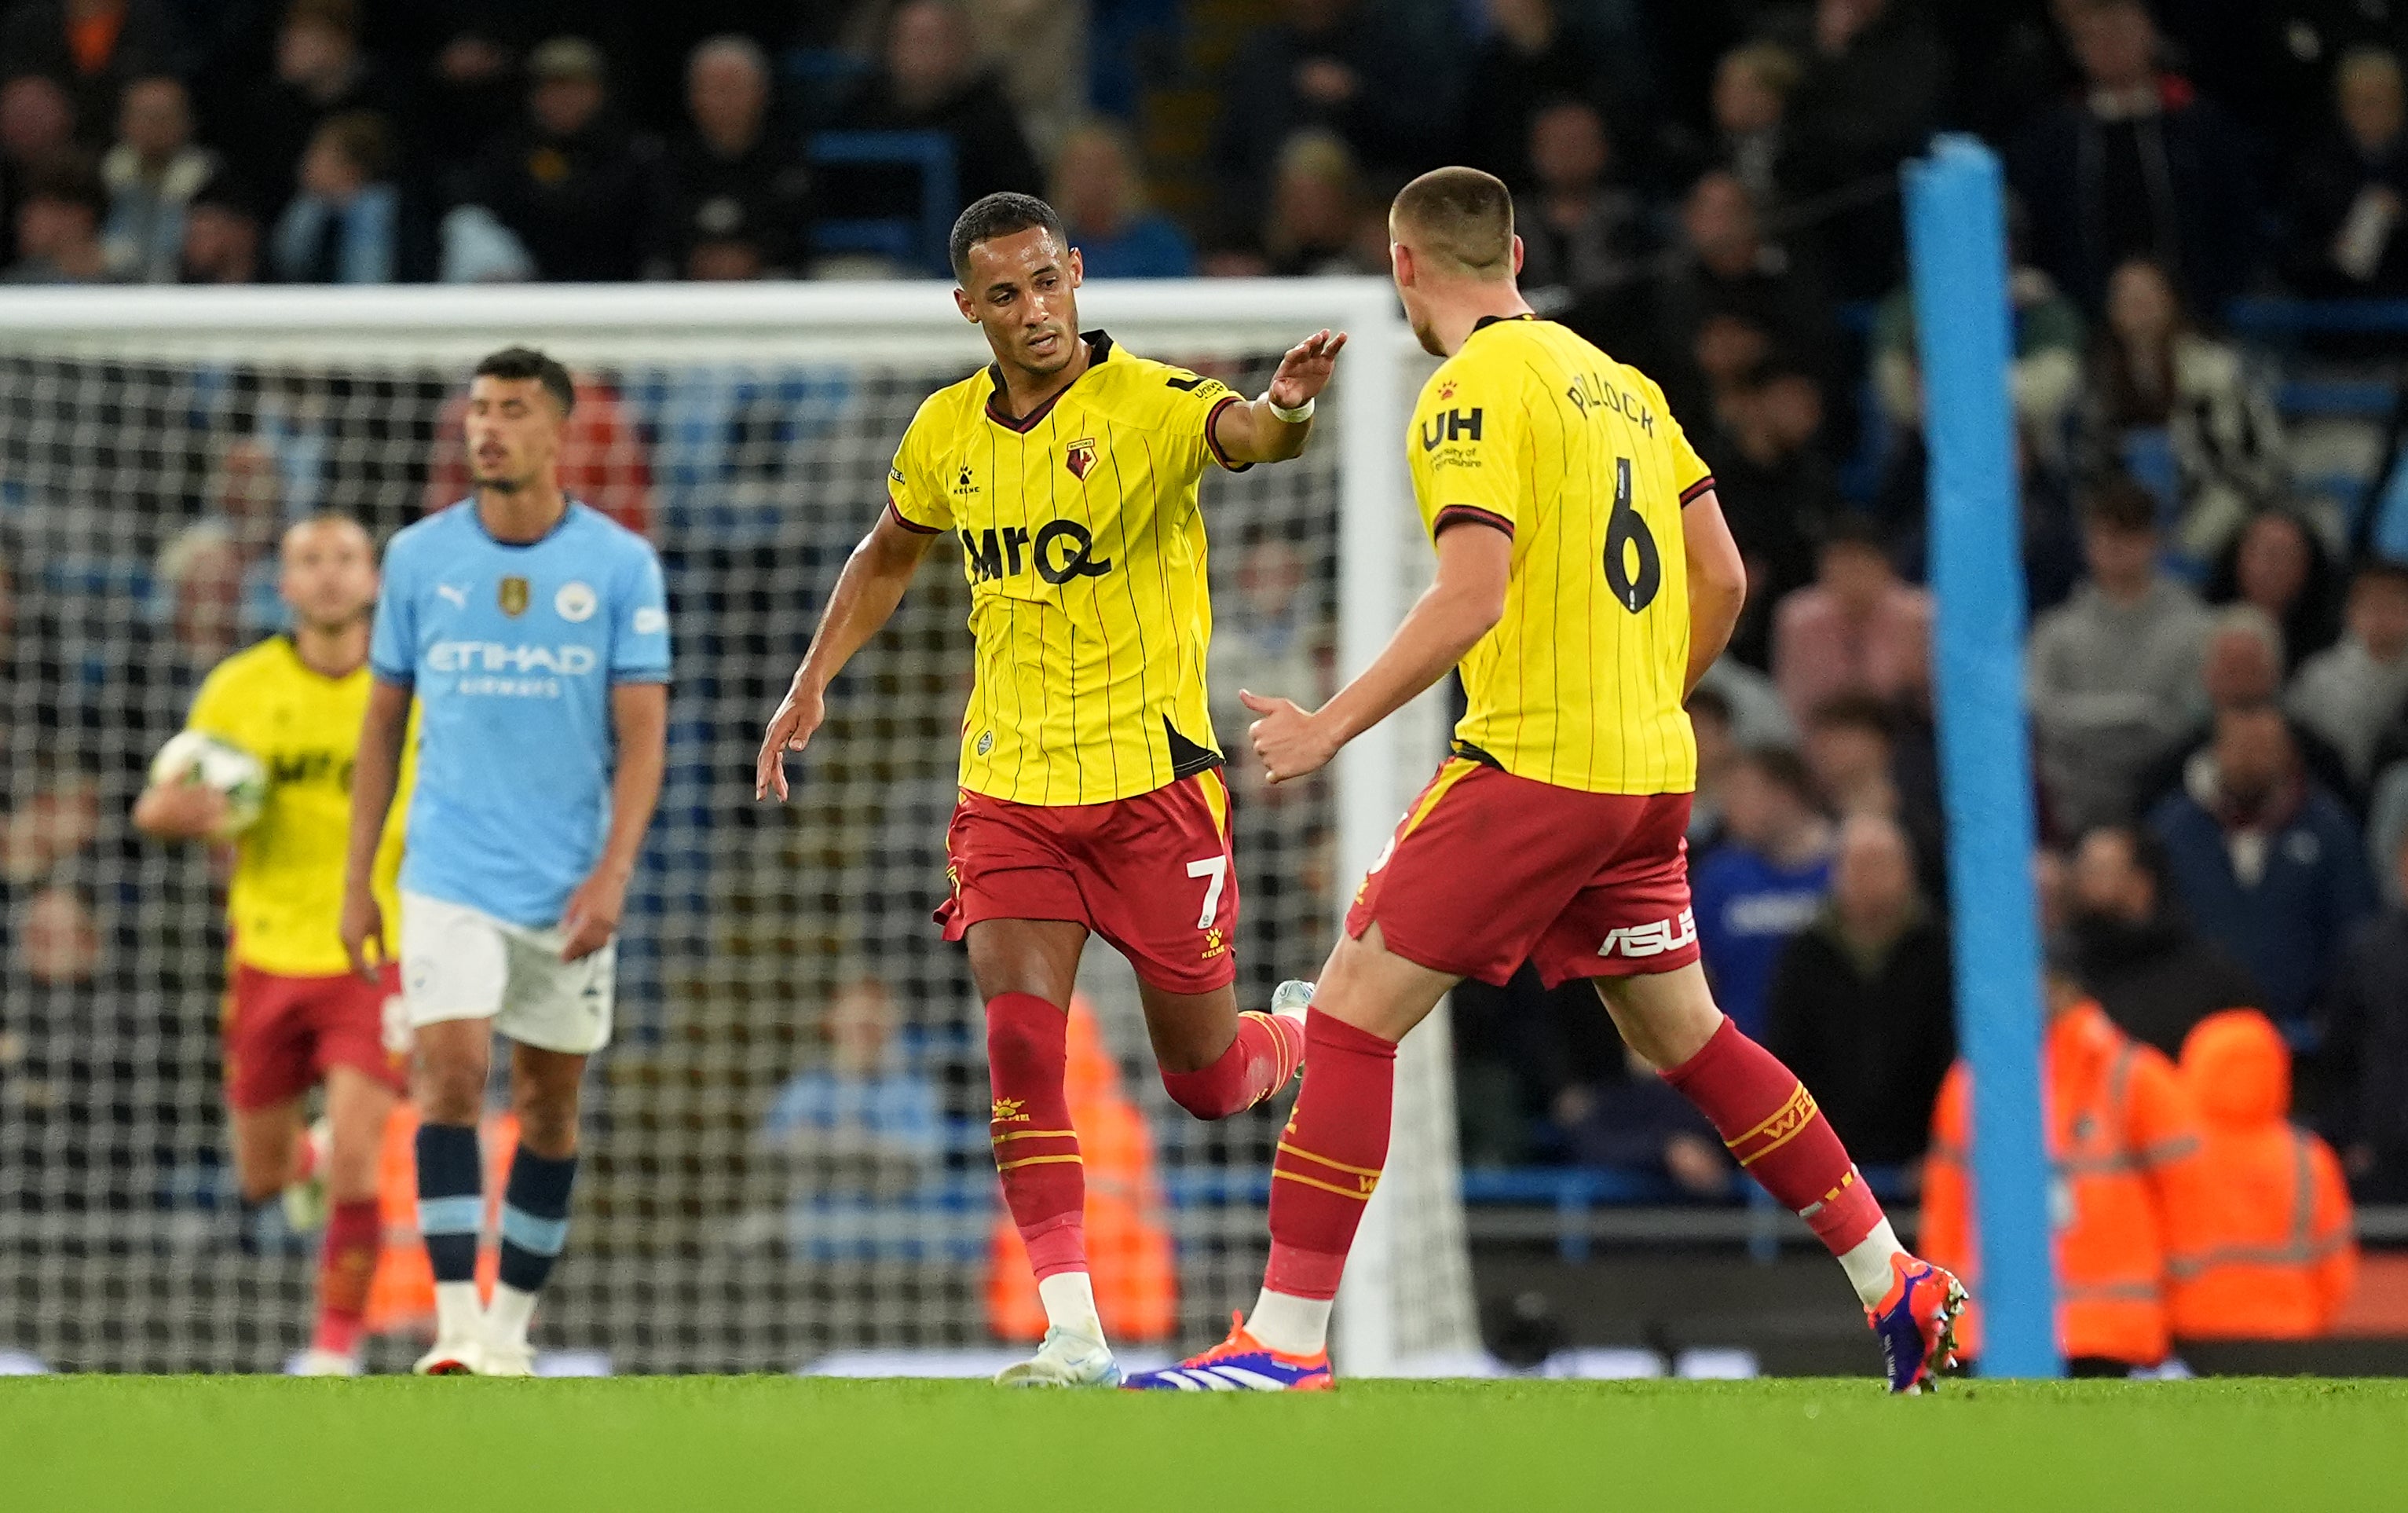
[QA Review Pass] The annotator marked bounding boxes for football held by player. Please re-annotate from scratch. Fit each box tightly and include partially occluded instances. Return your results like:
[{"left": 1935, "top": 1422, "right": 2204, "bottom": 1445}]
[
  {"left": 756, "top": 192, "right": 1343, "bottom": 1387},
  {"left": 1125, "top": 167, "right": 1967, "bottom": 1394}
]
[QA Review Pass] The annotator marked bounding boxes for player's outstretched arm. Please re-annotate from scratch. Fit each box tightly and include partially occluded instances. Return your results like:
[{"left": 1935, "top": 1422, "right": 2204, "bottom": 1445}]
[
  {"left": 1242, "top": 520, "right": 1510, "bottom": 783},
  {"left": 1681, "top": 488, "right": 1747, "bottom": 699},
  {"left": 755, "top": 509, "right": 939, "bottom": 800},
  {"left": 560, "top": 680, "right": 668, "bottom": 963},
  {"left": 340, "top": 678, "right": 412, "bottom": 982},
  {"left": 1210, "top": 329, "right": 1347, "bottom": 466}
]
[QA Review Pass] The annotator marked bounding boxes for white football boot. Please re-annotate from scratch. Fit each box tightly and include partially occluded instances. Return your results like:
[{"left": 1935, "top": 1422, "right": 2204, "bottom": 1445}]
[
  {"left": 1270, "top": 980, "right": 1315, "bottom": 1024},
  {"left": 412, "top": 1337, "right": 481, "bottom": 1376},
  {"left": 994, "top": 1327, "right": 1121, "bottom": 1388},
  {"left": 289, "top": 1347, "right": 361, "bottom": 1377}
]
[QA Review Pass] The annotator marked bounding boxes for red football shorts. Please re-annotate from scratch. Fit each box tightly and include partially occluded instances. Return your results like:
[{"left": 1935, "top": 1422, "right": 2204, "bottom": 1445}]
[
  {"left": 935, "top": 771, "right": 1240, "bottom": 995},
  {"left": 222, "top": 962, "right": 409, "bottom": 1112},
  {"left": 1346, "top": 756, "right": 1699, "bottom": 988}
]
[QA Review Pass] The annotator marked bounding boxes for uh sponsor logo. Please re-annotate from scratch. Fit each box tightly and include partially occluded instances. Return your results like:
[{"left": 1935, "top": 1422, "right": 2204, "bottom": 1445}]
[{"left": 1599, "top": 907, "right": 1697, "bottom": 960}]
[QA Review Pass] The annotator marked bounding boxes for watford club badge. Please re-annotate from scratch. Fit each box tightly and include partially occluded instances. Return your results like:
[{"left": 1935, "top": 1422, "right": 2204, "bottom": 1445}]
[
  {"left": 1063, "top": 438, "right": 1097, "bottom": 481},
  {"left": 499, "top": 576, "right": 530, "bottom": 617}
]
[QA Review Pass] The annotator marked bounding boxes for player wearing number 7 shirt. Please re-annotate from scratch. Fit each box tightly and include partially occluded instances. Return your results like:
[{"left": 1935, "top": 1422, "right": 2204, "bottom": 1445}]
[
  {"left": 755, "top": 192, "right": 1343, "bottom": 1389},
  {"left": 1125, "top": 167, "right": 1967, "bottom": 1394}
]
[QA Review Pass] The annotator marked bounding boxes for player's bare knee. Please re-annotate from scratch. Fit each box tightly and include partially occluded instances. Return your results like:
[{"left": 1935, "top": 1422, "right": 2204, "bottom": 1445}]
[
  {"left": 412, "top": 1056, "right": 484, "bottom": 1127},
  {"left": 513, "top": 1091, "right": 580, "bottom": 1160}
]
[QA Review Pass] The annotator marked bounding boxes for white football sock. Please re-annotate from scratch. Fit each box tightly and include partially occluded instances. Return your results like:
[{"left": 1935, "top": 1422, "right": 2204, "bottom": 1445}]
[
  {"left": 1839, "top": 1218, "right": 1908, "bottom": 1309},
  {"left": 1037, "top": 1270, "right": 1106, "bottom": 1344},
  {"left": 1246, "top": 1288, "right": 1331, "bottom": 1357},
  {"left": 434, "top": 1281, "right": 483, "bottom": 1345},
  {"left": 485, "top": 1283, "right": 540, "bottom": 1350}
]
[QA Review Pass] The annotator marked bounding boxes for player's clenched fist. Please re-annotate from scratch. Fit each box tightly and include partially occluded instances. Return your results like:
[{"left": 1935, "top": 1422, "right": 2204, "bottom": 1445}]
[
  {"left": 755, "top": 674, "right": 827, "bottom": 800},
  {"left": 1240, "top": 688, "right": 1338, "bottom": 785}
]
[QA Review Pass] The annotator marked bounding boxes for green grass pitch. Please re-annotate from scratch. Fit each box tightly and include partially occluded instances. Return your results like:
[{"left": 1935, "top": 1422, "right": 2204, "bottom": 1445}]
[{"left": 9, "top": 1376, "right": 2404, "bottom": 1511}]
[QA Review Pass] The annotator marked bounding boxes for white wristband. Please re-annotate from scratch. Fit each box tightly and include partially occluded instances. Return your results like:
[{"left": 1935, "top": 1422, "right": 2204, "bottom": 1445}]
[{"left": 1262, "top": 390, "right": 1315, "bottom": 424}]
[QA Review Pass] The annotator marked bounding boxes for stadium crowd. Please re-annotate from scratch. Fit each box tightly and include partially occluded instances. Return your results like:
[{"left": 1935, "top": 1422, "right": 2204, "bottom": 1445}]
[{"left": 0, "top": 0, "right": 2405, "bottom": 1357}]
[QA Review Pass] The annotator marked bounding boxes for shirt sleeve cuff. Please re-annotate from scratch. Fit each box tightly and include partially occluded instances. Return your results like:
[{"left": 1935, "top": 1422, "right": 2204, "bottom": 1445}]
[
  {"left": 371, "top": 665, "right": 413, "bottom": 687},
  {"left": 1205, "top": 393, "right": 1254, "bottom": 473},
  {"left": 1432, "top": 504, "right": 1514, "bottom": 539},
  {"left": 884, "top": 496, "right": 943, "bottom": 534},
  {"left": 610, "top": 669, "right": 673, "bottom": 684},
  {"left": 1678, "top": 474, "right": 1717, "bottom": 507}
]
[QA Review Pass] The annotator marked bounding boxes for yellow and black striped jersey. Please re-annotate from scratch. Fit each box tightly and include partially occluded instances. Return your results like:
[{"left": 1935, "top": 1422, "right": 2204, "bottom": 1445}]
[
  {"left": 887, "top": 331, "right": 1249, "bottom": 805},
  {"left": 184, "top": 636, "right": 415, "bottom": 975},
  {"left": 1408, "top": 315, "right": 1711, "bottom": 795}
]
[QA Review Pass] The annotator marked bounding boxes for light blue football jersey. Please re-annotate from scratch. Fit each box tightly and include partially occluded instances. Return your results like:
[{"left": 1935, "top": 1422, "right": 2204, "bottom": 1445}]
[{"left": 370, "top": 500, "right": 671, "bottom": 926}]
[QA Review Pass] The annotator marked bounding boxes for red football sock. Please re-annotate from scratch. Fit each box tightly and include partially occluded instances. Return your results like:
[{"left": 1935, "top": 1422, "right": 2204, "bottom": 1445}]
[
  {"left": 312, "top": 1198, "right": 380, "bottom": 1357},
  {"left": 986, "top": 992, "right": 1086, "bottom": 1279},
  {"left": 1660, "top": 1015, "right": 1885, "bottom": 1254},
  {"left": 1264, "top": 1008, "right": 1397, "bottom": 1301},
  {"left": 1159, "top": 1010, "right": 1305, "bottom": 1119}
]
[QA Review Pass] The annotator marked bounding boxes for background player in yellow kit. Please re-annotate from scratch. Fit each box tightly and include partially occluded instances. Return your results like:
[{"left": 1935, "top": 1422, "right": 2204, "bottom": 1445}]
[
  {"left": 134, "top": 514, "right": 410, "bottom": 1376},
  {"left": 756, "top": 192, "right": 1341, "bottom": 1387},
  {"left": 1127, "top": 167, "right": 1965, "bottom": 1394}
]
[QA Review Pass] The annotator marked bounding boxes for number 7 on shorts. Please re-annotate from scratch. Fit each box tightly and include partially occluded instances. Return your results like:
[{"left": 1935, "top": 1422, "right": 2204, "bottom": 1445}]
[{"left": 1186, "top": 854, "right": 1229, "bottom": 929}]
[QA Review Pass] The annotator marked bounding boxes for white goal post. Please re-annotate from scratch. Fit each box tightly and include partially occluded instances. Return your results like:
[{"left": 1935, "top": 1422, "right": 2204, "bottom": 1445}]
[{"left": 0, "top": 278, "right": 1473, "bottom": 1373}]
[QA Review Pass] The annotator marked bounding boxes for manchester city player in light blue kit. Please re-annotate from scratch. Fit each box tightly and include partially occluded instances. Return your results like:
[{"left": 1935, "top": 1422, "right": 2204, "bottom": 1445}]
[{"left": 341, "top": 346, "right": 670, "bottom": 1376}]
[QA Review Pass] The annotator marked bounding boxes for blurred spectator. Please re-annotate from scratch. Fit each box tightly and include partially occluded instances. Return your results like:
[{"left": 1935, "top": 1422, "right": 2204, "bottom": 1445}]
[
  {"left": 1770, "top": 514, "right": 1932, "bottom": 727},
  {"left": 1699, "top": 43, "right": 1799, "bottom": 211},
  {"left": 840, "top": 0, "right": 1041, "bottom": 222},
  {"left": 1765, "top": 812, "right": 1954, "bottom": 1169},
  {"left": 760, "top": 976, "right": 940, "bottom": 1169},
  {"left": 1923, "top": 954, "right": 2206, "bottom": 1374},
  {"left": 2069, "top": 822, "right": 2260, "bottom": 1058},
  {"left": 2135, "top": 605, "right": 2354, "bottom": 819},
  {"left": 2287, "top": 46, "right": 2408, "bottom": 298},
  {"left": 185, "top": 432, "right": 288, "bottom": 637},
  {"left": 1774, "top": 0, "right": 1948, "bottom": 298},
  {"left": 1707, "top": 367, "right": 1837, "bottom": 667},
  {"left": 2150, "top": 704, "right": 2377, "bottom": 1028},
  {"left": 2029, "top": 476, "right": 2212, "bottom": 838},
  {"left": 1567, "top": 1046, "right": 1730, "bottom": 1198},
  {"left": 3, "top": 150, "right": 110, "bottom": 282},
  {"left": 1691, "top": 746, "right": 1832, "bottom": 1043},
  {"left": 1692, "top": 654, "right": 1793, "bottom": 750},
  {"left": 1210, "top": 535, "right": 1319, "bottom": 788},
  {"left": 452, "top": 37, "right": 663, "bottom": 284},
  {"left": 2079, "top": 258, "right": 2283, "bottom": 566},
  {"left": 1513, "top": 99, "right": 1647, "bottom": 306},
  {"left": 1210, "top": 0, "right": 1432, "bottom": 242},
  {"left": 1686, "top": 686, "right": 1738, "bottom": 851},
  {"left": 962, "top": 0, "right": 1089, "bottom": 163},
  {"left": 0, "top": 72, "right": 75, "bottom": 266},
  {"left": 660, "top": 35, "right": 811, "bottom": 279},
  {"left": 99, "top": 74, "right": 213, "bottom": 283},
  {"left": 2170, "top": 1008, "right": 2355, "bottom": 1342},
  {"left": 1654, "top": 170, "right": 1838, "bottom": 421},
  {"left": 154, "top": 518, "right": 246, "bottom": 669},
  {"left": 1458, "top": 0, "right": 1616, "bottom": 189},
  {"left": 0, "top": 0, "right": 175, "bottom": 146},
  {"left": 405, "top": 16, "right": 515, "bottom": 187},
  {"left": 2322, "top": 827, "right": 2408, "bottom": 1196},
  {"left": 1261, "top": 129, "right": 1379, "bottom": 277},
  {"left": 2203, "top": 510, "right": 2345, "bottom": 676},
  {"left": 220, "top": 0, "right": 397, "bottom": 225},
  {"left": 1052, "top": 119, "right": 1192, "bottom": 280},
  {"left": 270, "top": 110, "right": 429, "bottom": 283},
  {"left": 2289, "top": 562, "right": 2408, "bottom": 792},
  {"left": 2007, "top": 0, "right": 2261, "bottom": 317},
  {"left": 176, "top": 168, "right": 258, "bottom": 283},
  {"left": 1871, "top": 210, "right": 2086, "bottom": 470},
  {"left": 1802, "top": 691, "right": 1945, "bottom": 895}
]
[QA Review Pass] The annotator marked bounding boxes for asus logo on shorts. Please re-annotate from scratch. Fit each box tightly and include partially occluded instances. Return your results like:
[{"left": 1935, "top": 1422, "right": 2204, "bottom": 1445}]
[
  {"left": 1599, "top": 909, "right": 1697, "bottom": 959},
  {"left": 428, "top": 641, "right": 599, "bottom": 676}
]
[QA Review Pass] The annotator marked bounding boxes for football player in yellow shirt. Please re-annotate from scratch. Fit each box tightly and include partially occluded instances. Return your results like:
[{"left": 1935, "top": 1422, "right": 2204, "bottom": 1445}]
[
  {"left": 757, "top": 192, "right": 1341, "bottom": 1387},
  {"left": 134, "top": 513, "right": 409, "bottom": 1376},
  {"left": 1128, "top": 167, "right": 1964, "bottom": 1394}
]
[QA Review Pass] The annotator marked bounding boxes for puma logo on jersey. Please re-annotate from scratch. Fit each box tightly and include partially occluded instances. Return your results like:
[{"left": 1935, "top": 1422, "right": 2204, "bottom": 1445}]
[{"left": 1599, "top": 909, "right": 1696, "bottom": 959}]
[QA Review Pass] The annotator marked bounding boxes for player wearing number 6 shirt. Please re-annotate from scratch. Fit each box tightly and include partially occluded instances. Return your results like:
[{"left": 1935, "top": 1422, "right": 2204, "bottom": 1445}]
[
  {"left": 1126, "top": 167, "right": 1967, "bottom": 1395},
  {"left": 756, "top": 192, "right": 1341, "bottom": 1389}
]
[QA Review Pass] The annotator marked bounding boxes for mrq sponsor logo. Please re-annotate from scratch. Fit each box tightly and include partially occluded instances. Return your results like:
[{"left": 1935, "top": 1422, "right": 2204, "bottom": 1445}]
[{"left": 431, "top": 640, "right": 597, "bottom": 697}]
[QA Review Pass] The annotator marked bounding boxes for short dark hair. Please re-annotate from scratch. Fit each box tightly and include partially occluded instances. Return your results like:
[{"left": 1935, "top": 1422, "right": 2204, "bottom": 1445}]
[
  {"left": 1806, "top": 692, "right": 1895, "bottom": 739},
  {"left": 1686, "top": 684, "right": 1733, "bottom": 727},
  {"left": 473, "top": 346, "right": 576, "bottom": 415},
  {"left": 1817, "top": 511, "right": 1890, "bottom": 556},
  {"left": 1390, "top": 165, "right": 1515, "bottom": 278},
  {"left": 2080, "top": 473, "right": 2160, "bottom": 534},
  {"left": 949, "top": 192, "right": 1064, "bottom": 284},
  {"left": 1734, "top": 743, "right": 1816, "bottom": 805},
  {"left": 2078, "top": 821, "right": 2172, "bottom": 895},
  {"left": 2351, "top": 556, "right": 2408, "bottom": 595},
  {"left": 313, "top": 110, "right": 394, "bottom": 180},
  {"left": 25, "top": 152, "right": 104, "bottom": 220}
]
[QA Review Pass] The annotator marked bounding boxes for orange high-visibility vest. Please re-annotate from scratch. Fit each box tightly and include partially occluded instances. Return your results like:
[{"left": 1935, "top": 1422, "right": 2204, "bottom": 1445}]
[
  {"left": 988, "top": 995, "right": 1176, "bottom": 1343},
  {"left": 1923, "top": 1000, "right": 2205, "bottom": 1365},
  {"left": 2168, "top": 1009, "right": 2357, "bottom": 1339},
  {"left": 364, "top": 1106, "right": 519, "bottom": 1339}
]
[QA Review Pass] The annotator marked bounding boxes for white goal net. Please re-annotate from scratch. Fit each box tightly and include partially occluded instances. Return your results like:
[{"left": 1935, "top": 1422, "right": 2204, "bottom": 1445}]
[{"left": 0, "top": 280, "right": 1473, "bottom": 1374}]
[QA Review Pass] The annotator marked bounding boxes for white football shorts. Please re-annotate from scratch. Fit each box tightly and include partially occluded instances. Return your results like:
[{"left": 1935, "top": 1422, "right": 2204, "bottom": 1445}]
[{"left": 399, "top": 890, "right": 615, "bottom": 1055}]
